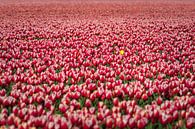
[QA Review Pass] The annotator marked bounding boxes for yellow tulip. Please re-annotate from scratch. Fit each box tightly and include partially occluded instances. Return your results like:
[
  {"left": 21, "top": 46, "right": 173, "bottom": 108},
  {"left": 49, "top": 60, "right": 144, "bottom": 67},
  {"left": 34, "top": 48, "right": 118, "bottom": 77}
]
[
  {"left": 0, "top": 126, "right": 5, "bottom": 129},
  {"left": 120, "top": 50, "right": 124, "bottom": 55}
]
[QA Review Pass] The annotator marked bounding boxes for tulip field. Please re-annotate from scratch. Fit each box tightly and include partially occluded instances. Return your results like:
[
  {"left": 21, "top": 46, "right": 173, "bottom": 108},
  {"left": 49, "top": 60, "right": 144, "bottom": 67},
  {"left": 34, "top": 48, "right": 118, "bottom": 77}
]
[{"left": 0, "top": 0, "right": 195, "bottom": 129}]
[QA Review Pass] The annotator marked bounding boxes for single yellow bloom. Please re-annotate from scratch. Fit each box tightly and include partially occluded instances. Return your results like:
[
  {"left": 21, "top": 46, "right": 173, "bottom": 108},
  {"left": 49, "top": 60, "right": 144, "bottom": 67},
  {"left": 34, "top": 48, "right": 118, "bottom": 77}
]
[
  {"left": 29, "top": 127, "right": 36, "bottom": 129},
  {"left": 0, "top": 126, "right": 5, "bottom": 129},
  {"left": 120, "top": 50, "right": 124, "bottom": 55}
]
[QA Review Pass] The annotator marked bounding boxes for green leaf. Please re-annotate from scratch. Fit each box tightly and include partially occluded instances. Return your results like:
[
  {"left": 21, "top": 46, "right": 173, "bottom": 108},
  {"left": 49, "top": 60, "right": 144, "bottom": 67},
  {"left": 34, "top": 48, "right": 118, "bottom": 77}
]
[
  {"left": 54, "top": 81, "right": 58, "bottom": 85},
  {"left": 34, "top": 37, "right": 44, "bottom": 40},
  {"left": 55, "top": 109, "right": 62, "bottom": 115},
  {"left": 159, "top": 50, "right": 162, "bottom": 55},
  {"left": 105, "top": 63, "right": 110, "bottom": 67},
  {"left": 167, "top": 123, "right": 172, "bottom": 129},
  {"left": 121, "top": 109, "right": 125, "bottom": 115},
  {"left": 92, "top": 98, "right": 99, "bottom": 109},
  {"left": 104, "top": 99, "right": 113, "bottom": 109},
  {"left": 20, "top": 49, "right": 23, "bottom": 54},
  {"left": 6, "top": 82, "right": 14, "bottom": 96},
  {"left": 12, "top": 68, "right": 17, "bottom": 75},
  {"left": 149, "top": 77, "right": 154, "bottom": 82},
  {"left": 177, "top": 73, "right": 182, "bottom": 79},
  {"left": 79, "top": 96, "right": 86, "bottom": 109},
  {"left": 165, "top": 75, "right": 171, "bottom": 79},
  {"left": 78, "top": 77, "right": 84, "bottom": 85},
  {"left": 55, "top": 99, "right": 61, "bottom": 108},
  {"left": 145, "top": 122, "right": 153, "bottom": 129},
  {"left": 54, "top": 98, "right": 62, "bottom": 115},
  {"left": 55, "top": 68, "right": 62, "bottom": 74},
  {"left": 125, "top": 95, "right": 130, "bottom": 101},
  {"left": 123, "top": 80, "right": 129, "bottom": 84},
  {"left": 190, "top": 68, "right": 193, "bottom": 73},
  {"left": 68, "top": 77, "right": 72, "bottom": 85},
  {"left": 33, "top": 102, "right": 38, "bottom": 107},
  {"left": 154, "top": 121, "right": 163, "bottom": 129},
  {"left": 7, "top": 106, "right": 11, "bottom": 115},
  {"left": 137, "top": 93, "right": 159, "bottom": 107},
  {"left": 130, "top": 78, "right": 135, "bottom": 82},
  {"left": 116, "top": 75, "right": 120, "bottom": 80},
  {"left": 100, "top": 123, "right": 106, "bottom": 129},
  {"left": 138, "top": 99, "right": 145, "bottom": 107},
  {"left": 151, "top": 93, "right": 158, "bottom": 99},
  {"left": 136, "top": 50, "right": 138, "bottom": 55}
]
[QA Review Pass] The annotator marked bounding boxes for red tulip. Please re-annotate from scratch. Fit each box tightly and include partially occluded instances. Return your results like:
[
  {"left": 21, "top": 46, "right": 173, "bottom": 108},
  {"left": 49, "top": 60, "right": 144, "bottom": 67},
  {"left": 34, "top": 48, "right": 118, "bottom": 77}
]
[
  {"left": 186, "top": 117, "right": 195, "bottom": 129},
  {"left": 128, "top": 118, "right": 136, "bottom": 128},
  {"left": 137, "top": 117, "right": 148, "bottom": 129}
]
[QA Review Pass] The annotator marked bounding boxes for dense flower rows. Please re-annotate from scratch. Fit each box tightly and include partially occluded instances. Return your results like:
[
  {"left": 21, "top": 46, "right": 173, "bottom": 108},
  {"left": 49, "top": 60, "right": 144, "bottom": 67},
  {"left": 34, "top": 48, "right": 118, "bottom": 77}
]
[{"left": 0, "top": 1, "right": 195, "bottom": 129}]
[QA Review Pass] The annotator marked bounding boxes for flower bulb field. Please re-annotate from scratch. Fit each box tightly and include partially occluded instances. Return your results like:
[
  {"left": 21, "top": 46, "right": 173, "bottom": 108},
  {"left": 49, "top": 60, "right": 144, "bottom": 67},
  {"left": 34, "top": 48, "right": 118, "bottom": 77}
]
[{"left": 0, "top": 0, "right": 195, "bottom": 129}]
